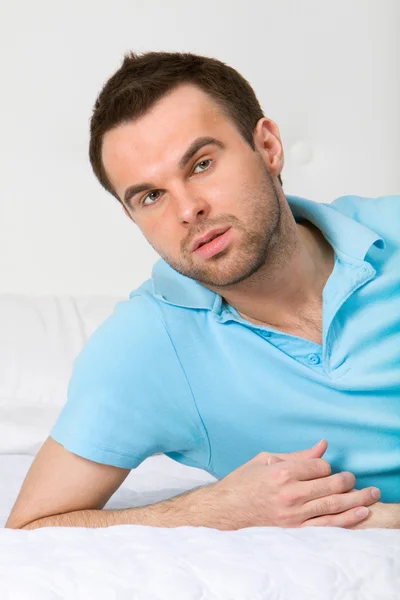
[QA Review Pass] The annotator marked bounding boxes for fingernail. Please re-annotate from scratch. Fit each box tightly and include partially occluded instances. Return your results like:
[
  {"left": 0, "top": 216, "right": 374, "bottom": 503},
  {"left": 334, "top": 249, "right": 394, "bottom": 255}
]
[
  {"left": 371, "top": 488, "right": 380, "bottom": 500},
  {"left": 355, "top": 507, "right": 369, "bottom": 518},
  {"left": 313, "top": 439, "right": 324, "bottom": 448}
]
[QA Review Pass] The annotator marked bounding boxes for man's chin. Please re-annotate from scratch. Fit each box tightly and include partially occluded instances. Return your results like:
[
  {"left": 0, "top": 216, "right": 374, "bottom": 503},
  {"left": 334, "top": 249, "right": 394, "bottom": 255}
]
[
  {"left": 186, "top": 263, "right": 259, "bottom": 289},
  {"left": 163, "top": 245, "right": 264, "bottom": 288},
  {"left": 164, "top": 262, "right": 239, "bottom": 288}
]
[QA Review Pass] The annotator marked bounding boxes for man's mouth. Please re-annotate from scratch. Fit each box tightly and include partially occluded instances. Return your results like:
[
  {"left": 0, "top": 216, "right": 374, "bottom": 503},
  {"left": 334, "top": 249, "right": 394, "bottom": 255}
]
[{"left": 192, "top": 227, "right": 230, "bottom": 252}]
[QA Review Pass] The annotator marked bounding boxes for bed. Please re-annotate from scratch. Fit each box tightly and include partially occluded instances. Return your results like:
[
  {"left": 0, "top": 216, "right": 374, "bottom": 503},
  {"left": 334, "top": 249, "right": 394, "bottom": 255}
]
[{"left": 1, "top": 295, "right": 399, "bottom": 599}]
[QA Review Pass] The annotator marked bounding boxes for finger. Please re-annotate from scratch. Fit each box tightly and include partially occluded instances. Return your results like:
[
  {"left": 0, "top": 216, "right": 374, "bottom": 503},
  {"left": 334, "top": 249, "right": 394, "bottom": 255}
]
[
  {"left": 301, "top": 506, "right": 370, "bottom": 528},
  {"left": 254, "top": 440, "right": 328, "bottom": 467},
  {"left": 266, "top": 455, "right": 284, "bottom": 466},
  {"left": 274, "top": 439, "right": 328, "bottom": 462},
  {"left": 303, "top": 486, "right": 381, "bottom": 521},
  {"left": 296, "top": 471, "right": 357, "bottom": 501},
  {"left": 270, "top": 458, "right": 332, "bottom": 481}
]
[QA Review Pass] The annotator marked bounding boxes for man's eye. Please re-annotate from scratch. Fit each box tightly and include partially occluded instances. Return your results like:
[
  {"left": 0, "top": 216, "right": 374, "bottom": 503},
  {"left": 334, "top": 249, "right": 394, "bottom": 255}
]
[
  {"left": 193, "top": 159, "right": 212, "bottom": 174},
  {"left": 140, "top": 160, "right": 212, "bottom": 207},
  {"left": 142, "top": 190, "right": 162, "bottom": 206}
]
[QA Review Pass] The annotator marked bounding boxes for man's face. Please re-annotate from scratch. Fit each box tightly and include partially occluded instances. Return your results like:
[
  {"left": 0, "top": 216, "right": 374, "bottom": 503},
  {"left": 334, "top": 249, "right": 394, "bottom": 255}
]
[{"left": 102, "top": 83, "right": 283, "bottom": 289}]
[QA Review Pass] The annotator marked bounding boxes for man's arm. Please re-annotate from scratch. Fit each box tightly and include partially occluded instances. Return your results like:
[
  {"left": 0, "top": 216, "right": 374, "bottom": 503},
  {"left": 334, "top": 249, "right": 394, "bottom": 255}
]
[
  {"left": 6, "top": 438, "right": 377, "bottom": 531},
  {"left": 17, "top": 485, "right": 211, "bottom": 530},
  {"left": 4, "top": 436, "right": 214, "bottom": 531}
]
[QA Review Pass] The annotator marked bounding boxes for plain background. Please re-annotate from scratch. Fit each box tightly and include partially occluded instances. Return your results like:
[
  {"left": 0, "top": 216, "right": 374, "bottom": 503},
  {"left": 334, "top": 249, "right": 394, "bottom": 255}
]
[{"left": 0, "top": 0, "right": 399, "bottom": 296}]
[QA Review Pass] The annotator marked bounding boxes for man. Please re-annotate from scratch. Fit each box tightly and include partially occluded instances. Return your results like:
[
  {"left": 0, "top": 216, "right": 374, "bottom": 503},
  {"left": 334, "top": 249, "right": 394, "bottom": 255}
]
[{"left": 6, "top": 51, "right": 400, "bottom": 531}]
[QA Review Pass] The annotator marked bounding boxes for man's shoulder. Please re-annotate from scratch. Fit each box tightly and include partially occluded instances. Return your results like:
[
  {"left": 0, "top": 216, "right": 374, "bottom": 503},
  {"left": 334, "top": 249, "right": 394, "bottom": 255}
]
[
  {"left": 92, "top": 290, "right": 162, "bottom": 340},
  {"left": 329, "top": 194, "right": 400, "bottom": 241},
  {"left": 330, "top": 194, "right": 400, "bottom": 222},
  {"left": 74, "top": 287, "right": 172, "bottom": 373}
]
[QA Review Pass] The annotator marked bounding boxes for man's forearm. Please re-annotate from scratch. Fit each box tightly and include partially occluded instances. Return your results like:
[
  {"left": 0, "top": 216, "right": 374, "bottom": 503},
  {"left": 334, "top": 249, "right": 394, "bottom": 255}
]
[
  {"left": 376, "top": 502, "right": 400, "bottom": 528},
  {"left": 20, "top": 484, "right": 215, "bottom": 530},
  {"left": 391, "top": 503, "right": 400, "bottom": 528},
  {"left": 349, "top": 502, "right": 400, "bottom": 530}
]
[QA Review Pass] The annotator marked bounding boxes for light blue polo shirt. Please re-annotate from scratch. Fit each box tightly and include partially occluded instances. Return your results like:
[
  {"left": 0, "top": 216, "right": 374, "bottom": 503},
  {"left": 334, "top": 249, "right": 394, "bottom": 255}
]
[{"left": 51, "top": 194, "right": 400, "bottom": 503}]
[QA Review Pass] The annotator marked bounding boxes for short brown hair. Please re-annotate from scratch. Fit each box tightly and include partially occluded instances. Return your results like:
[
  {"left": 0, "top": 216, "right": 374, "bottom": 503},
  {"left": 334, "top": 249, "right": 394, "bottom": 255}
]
[{"left": 89, "top": 51, "right": 283, "bottom": 202}]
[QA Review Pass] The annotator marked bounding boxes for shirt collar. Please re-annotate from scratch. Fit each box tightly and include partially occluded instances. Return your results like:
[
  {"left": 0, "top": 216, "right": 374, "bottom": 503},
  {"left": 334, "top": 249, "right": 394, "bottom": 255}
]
[
  {"left": 151, "top": 195, "right": 385, "bottom": 310},
  {"left": 287, "top": 195, "right": 384, "bottom": 262}
]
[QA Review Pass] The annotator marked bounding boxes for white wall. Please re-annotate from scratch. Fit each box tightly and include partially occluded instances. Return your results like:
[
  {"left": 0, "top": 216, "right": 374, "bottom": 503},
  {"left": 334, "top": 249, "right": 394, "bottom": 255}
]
[{"left": 0, "top": 0, "right": 399, "bottom": 296}]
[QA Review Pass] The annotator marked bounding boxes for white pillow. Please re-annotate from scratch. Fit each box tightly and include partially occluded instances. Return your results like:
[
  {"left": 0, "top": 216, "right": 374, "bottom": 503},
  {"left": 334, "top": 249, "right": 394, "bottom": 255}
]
[{"left": 0, "top": 295, "right": 122, "bottom": 454}]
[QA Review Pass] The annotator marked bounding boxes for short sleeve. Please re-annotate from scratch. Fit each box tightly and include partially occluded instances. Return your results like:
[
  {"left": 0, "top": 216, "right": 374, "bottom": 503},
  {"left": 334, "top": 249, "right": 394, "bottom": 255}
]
[{"left": 50, "top": 294, "right": 209, "bottom": 469}]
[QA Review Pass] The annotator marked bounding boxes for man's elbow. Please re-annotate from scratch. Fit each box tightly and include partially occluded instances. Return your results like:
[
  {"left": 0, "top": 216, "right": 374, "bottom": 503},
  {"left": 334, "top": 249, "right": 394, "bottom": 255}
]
[
  {"left": 4, "top": 514, "right": 39, "bottom": 530},
  {"left": 4, "top": 515, "right": 17, "bottom": 529}
]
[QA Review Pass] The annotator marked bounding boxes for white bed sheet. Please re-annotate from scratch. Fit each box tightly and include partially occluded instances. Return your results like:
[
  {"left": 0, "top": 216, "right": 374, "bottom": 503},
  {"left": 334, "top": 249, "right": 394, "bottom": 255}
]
[{"left": 1, "top": 453, "right": 399, "bottom": 599}]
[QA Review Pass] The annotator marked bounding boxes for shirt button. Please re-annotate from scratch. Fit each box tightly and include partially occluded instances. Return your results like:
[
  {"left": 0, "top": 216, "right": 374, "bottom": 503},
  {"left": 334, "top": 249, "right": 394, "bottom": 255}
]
[{"left": 308, "top": 353, "right": 321, "bottom": 365}]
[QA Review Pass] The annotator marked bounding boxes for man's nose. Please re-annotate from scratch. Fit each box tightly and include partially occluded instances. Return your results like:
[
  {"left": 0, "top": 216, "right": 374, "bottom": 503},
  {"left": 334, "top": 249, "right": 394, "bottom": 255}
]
[{"left": 174, "top": 187, "right": 212, "bottom": 224}]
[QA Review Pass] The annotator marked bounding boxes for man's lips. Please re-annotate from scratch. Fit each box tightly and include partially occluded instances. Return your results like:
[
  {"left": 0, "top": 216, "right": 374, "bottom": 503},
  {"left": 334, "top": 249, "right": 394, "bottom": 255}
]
[{"left": 191, "top": 227, "right": 230, "bottom": 252}]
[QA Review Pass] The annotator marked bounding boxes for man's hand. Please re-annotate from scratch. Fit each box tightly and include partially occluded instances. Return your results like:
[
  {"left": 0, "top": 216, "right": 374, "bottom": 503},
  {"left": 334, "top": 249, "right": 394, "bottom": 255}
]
[
  {"left": 270, "top": 444, "right": 399, "bottom": 530},
  {"left": 209, "top": 440, "right": 380, "bottom": 530}
]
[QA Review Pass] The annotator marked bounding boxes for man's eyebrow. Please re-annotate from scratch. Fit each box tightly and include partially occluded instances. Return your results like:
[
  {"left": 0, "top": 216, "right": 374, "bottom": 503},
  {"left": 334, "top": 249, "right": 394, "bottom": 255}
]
[
  {"left": 123, "top": 136, "right": 225, "bottom": 206},
  {"left": 178, "top": 136, "right": 225, "bottom": 169}
]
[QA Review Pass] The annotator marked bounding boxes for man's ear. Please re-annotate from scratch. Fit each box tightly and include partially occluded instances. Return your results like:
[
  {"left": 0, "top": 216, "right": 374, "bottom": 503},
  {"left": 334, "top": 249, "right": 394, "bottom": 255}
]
[{"left": 253, "top": 117, "right": 284, "bottom": 178}]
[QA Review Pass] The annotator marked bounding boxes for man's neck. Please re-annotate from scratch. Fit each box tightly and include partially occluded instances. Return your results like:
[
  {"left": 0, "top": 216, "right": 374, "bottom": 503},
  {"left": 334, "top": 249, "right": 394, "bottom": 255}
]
[{"left": 220, "top": 216, "right": 335, "bottom": 344}]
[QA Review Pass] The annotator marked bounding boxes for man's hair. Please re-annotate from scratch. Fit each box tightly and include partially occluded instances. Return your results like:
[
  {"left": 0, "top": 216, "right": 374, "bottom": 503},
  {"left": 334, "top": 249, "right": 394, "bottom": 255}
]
[{"left": 89, "top": 51, "right": 283, "bottom": 203}]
